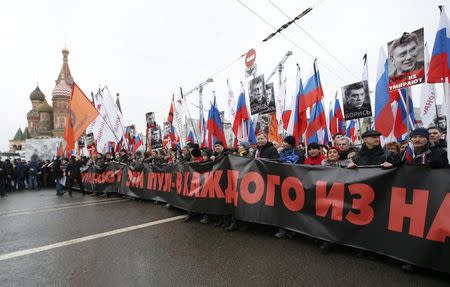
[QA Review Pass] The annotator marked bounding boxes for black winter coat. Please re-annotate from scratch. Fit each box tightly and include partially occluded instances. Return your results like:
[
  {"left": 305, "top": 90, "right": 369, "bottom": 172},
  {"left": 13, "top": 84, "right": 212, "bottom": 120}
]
[
  {"left": 403, "top": 146, "right": 448, "bottom": 168},
  {"left": 352, "top": 144, "right": 400, "bottom": 166},
  {"left": 255, "top": 142, "right": 279, "bottom": 160}
]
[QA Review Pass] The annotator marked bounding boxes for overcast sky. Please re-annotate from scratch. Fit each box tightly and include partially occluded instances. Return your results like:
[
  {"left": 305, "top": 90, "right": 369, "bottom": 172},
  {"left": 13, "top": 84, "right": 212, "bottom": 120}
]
[{"left": 0, "top": 0, "right": 446, "bottom": 150}]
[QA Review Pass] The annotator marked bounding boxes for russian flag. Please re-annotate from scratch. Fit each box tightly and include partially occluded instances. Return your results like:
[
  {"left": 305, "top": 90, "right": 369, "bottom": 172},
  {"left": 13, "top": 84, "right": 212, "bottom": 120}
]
[
  {"left": 329, "top": 97, "right": 346, "bottom": 136},
  {"left": 403, "top": 142, "right": 414, "bottom": 163},
  {"left": 187, "top": 130, "right": 195, "bottom": 143},
  {"left": 428, "top": 7, "right": 450, "bottom": 83},
  {"left": 132, "top": 133, "right": 143, "bottom": 153},
  {"left": 207, "top": 97, "right": 228, "bottom": 148},
  {"left": 374, "top": 47, "right": 394, "bottom": 137},
  {"left": 346, "top": 119, "right": 358, "bottom": 143},
  {"left": 287, "top": 66, "right": 308, "bottom": 142},
  {"left": 393, "top": 88, "right": 415, "bottom": 141},
  {"left": 306, "top": 100, "right": 327, "bottom": 145},
  {"left": 301, "top": 61, "right": 324, "bottom": 111},
  {"left": 232, "top": 85, "right": 257, "bottom": 144}
]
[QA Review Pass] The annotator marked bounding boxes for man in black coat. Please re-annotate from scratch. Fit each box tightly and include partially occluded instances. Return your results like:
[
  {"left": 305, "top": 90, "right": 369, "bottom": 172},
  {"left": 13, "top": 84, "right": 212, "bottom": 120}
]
[
  {"left": 348, "top": 130, "right": 399, "bottom": 168},
  {"left": 255, "top": 132, "right": 279, "bottom": 160},
  {"left": 53, "top": 157, "right": 64, "bottom": 195},
  {"left": 0, "top": 159, "right": 6, "bottom": 197},
  {"left": 403, "top": 127, "right": 448, "bottom": 168},
  {"left": 66, "top": 156, "right": 87, "bottom": 196}
]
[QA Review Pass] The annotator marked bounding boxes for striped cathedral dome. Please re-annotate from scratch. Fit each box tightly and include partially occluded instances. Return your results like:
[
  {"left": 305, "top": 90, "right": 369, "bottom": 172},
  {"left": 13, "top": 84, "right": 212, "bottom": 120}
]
[{"left": 52, "top": 76, "right": 72, "bottom": 99}]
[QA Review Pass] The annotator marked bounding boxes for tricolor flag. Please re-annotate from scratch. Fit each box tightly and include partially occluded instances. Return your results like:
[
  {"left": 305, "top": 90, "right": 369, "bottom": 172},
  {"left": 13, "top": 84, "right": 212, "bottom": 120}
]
[
  {"left": 286, "top": 65, "right": 308, "bottom": 142},
  {"left": 306, "top": 100, "right": 327, "bottom": 145},
  {"left": 346, "top": 119, "right": 358, "bottom": 143},
  {"left": 428, "top": 6, "right": 450, "bottom": 83},
  {"left": 207, "top": 97, "right": 228, "bottom": 148},
  {"left": 329, "top": 95, "right": 346, "bottom": 137},
  {"left": 187, "top": 130, "right": 195, "bottom": 143},
  {"left": 374, "top": 48, "right": 394, "bottom": 137},
  {"left": 232, "top": 84, "right": 257, "bottom": 144},
  {"left": 393, "top": 88, "right": 415, "bottom": 141},
  {"left": 300, "top": 60, "right": 324, "bottom": 110}
]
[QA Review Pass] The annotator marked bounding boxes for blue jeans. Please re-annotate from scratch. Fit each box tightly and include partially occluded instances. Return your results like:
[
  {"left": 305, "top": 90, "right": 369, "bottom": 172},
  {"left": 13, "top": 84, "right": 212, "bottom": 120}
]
[
  {"left": 55, "top": 177, "right": 63, "bottom": 194},
  {"left": 28, "top": 174, "right": 37, "bottom": 189}
]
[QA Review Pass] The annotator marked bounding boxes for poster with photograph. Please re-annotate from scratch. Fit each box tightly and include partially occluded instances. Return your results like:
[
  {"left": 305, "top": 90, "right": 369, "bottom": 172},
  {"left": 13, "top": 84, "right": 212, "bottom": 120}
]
[
  {"left": 255, "top": 113, "right": 272, "bottom": 135},
  {"left": 341, "top": 80, "right": 372, "bottom": 120},
  {"left": 249, "top": 75, "right": 267, "bottom": 115},
  {"left": 387, "top": 28, "right": 425, "bottom": 91},
  {"left": 150, "top": 125, "right": 163, "bottom": 149},
  {"left": 145, "top": 112, "right": 156, "bottom": 128}
]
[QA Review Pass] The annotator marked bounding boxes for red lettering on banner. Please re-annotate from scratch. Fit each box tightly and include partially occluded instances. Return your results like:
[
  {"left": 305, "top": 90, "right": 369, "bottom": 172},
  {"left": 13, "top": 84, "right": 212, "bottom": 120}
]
[
  {"left": 346, "top": 183, "right": 374, "bottom": 225},
  {"left": 199, "top": 172, "right": 213, "bottom": 198},
  {"left": 426, "top": 193, "right": 450, "bottom": 242},
  {"left": 212, "top": 170, "right": 225, "bottom": 199},
  {"left": 225, "top": 170, "right": 240, "bottom": 207},
  {"left": 388, "top": 187, "right": 428, "bottom": 238},
  {"left": 163, "top": 173, "right": 172, "bottom": 193},
  {"left": 147, "top": 173, "right": 157, "bottom": 190},
  {"left": 265, "top": 175, "right": 280, "bottom": 207},
  {"left": 316, "top": 181, "right": 344, "bottom": 221},
  {"left": 281, "top": 177, "right": 305, "bottom": 212},
  {"left": 157, "top": 173, "right": 165, "bottom": 191},
  {"left": 176, "top": 172, "right": 183, "bottom": 194},
  {"left": 116, "top": 170, "right": 122, "bottom": 183},
  {"left": 189, "top": 172, "right": 201, "bottom": 197},
  {"left": 240, "top": 172, "right": 264, "bottom": 204},
  {"left": 182, "top": 172, "right": 190, "bottom": 196},
  {"left": 104, "top": 171, "right": 115, "bottom": 183},
  {"left": 199, "top": 171, "right": 225, "bottom": 199},
  {"left": 127, "top": 170, "right": 144, "bottom": 189}
]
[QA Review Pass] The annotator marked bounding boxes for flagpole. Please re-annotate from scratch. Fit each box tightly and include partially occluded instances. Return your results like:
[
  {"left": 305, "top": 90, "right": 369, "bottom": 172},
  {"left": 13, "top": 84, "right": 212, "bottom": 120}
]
[
  {"left": 444, "top": 77, "right": 450, "bottom": 163},
  {"left": 181, "top": 87, "right": 199, "bottom": 144}
]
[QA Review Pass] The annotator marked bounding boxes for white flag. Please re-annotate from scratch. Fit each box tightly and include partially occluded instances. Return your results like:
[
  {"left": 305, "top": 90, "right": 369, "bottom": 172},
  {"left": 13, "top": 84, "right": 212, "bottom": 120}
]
[
  {"left": 174, "top": 89, "right": 187, "bottom": 146},
  {"left": 275, "top": 78, "right": 287, "bottom": 134},
  {"left": 227, "top": 79, "right": 237, "bottom": 123},
  {"left": 419, "top": 45, "right": 437, "bottom": 128}
]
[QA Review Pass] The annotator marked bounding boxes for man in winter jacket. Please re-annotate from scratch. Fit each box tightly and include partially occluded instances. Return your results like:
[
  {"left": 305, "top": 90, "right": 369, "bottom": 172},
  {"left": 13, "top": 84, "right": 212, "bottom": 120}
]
[
  {"left": 348, "top": 130, "right": 399, "bottom": 168},
  {"left": 403, "top": 127, "right": 448, "bottom": 168},
  {"left": 278, "top": 135, "right": 304, "bottom": 164},
  {"left": 66, "top": 156, "right": 87, "bottom": 196},
  {"left": 255, "top": 132, "right": 279, "bottom": 160}
]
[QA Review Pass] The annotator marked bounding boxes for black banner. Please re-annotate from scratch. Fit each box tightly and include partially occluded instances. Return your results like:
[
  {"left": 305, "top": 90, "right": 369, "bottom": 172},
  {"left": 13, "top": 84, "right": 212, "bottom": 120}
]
[{"left": 81, "top": 156, "right": 450, "bottom": 274}]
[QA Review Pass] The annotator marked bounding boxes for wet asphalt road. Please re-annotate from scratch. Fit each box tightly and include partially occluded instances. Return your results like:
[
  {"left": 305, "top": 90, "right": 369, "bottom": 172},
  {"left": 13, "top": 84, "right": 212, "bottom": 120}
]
[{"left": 0, "top": 189, "right": 449, "bottom": 287}]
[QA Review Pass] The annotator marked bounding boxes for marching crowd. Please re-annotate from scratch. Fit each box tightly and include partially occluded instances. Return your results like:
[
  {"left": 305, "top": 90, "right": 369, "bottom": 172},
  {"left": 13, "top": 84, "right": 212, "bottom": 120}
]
[
  {"left": 0, "top": 126, "right": 447, "bottom": 272},
  {"left": 1, "top": 125, "right": 447, "bottom": 199}
]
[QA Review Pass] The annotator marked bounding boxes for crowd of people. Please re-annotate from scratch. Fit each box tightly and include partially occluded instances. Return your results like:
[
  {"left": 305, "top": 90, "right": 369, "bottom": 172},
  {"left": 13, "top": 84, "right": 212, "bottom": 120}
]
[{"left": 1, "top": 125, "right": 447, "bottom": 272}]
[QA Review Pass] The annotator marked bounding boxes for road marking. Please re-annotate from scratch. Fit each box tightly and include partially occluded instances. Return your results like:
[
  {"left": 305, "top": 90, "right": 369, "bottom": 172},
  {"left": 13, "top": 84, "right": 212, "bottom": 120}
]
[
  {"left": 0, "top": 197, "right": 124, "bottom": 215},
  {"left": 0, "top": 215, "right": 186, "bottom": 261},
  {"left": 0, "top": 199, "right": 129, "bottom": 217}
]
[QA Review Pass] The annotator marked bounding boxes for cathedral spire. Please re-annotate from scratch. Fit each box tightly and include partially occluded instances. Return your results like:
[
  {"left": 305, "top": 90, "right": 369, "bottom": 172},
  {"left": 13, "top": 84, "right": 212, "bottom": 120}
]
[{"left": 56, "top": 47, "right": 74, "bottom": 85}]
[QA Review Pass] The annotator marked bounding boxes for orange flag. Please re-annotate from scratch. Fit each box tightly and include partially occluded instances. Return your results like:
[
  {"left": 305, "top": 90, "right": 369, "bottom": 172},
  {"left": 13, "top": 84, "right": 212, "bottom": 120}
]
[
  {"left": 64, "top": 113, "right": 75, "bottom": 157},
  {"left": 268, "top": 112, "right": 282, "bottom": 144},
  {"left": 64, "top": 83, "right": 99, "bottom": 157},
  {"left": 70, "top": 83, "right": 99, "bottom": 141}
]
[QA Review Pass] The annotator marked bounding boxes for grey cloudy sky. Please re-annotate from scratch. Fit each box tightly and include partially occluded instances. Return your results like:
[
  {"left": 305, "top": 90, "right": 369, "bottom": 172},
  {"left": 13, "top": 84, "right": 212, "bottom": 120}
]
[{"left": 0, "top": 0, "right": 446, "bottom": 150}]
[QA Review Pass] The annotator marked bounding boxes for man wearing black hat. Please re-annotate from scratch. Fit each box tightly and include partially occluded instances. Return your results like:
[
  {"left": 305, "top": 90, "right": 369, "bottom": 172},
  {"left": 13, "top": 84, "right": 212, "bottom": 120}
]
[
  {"left": 209, "top": 141, "right": 228, "bottom": 162},
  {"left": 348, "top": 130, "right": 399, "bottom": 168},
  {"left": 403, "top": 127, "right": 448, "bottom": 168}
]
